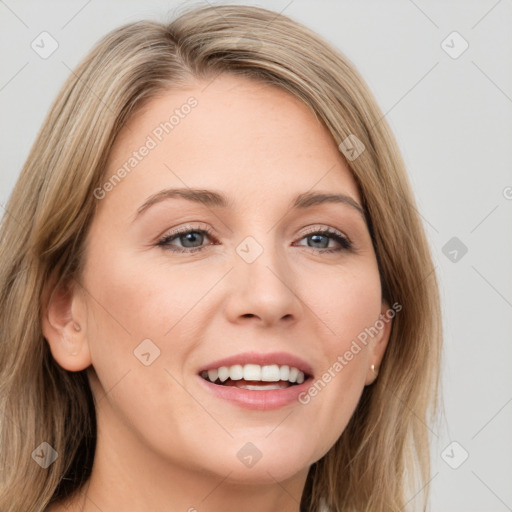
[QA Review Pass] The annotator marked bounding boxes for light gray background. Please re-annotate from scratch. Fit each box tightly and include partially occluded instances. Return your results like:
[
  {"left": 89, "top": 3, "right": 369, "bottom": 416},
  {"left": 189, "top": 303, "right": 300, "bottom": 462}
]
[{"left": 1, "top": 1, "right": 511, "bottom": 510}]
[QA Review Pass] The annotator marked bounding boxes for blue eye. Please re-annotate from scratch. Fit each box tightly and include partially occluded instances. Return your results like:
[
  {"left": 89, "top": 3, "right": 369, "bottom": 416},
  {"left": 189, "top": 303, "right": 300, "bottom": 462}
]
[
  {"left": 157, "top": 227, "right": 214, "bottom": 253},
  {"left": 296, "top": 229, "right": 352, "bottom": 253},
  {"left": 157, "top": 226, "right": 352, "bottom": 254}
]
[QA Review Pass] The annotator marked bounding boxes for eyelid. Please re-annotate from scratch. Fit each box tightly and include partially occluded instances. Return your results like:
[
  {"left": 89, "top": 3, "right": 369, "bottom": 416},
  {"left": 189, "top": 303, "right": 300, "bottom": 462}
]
[
  {"left": 299, "top": 224, "right": 351, "bottom": 244},
  {"left": 158, "top": 222, "right": 215, "bottom": 238}
]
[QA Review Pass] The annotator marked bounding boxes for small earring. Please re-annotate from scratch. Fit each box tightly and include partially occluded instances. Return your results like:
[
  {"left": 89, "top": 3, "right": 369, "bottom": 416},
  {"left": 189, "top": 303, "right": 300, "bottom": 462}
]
[
  {"left": 371, "top": 364, "right": 379, "bottom": 376},
  {"left": 73, "top": 322, "right": 81, "bottom": 332}
]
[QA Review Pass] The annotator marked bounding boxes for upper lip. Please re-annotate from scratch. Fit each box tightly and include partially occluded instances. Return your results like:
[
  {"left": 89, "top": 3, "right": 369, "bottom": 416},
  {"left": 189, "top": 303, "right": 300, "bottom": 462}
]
[{"left": 198, "top": 351, "right": 314, "bottom": 377}]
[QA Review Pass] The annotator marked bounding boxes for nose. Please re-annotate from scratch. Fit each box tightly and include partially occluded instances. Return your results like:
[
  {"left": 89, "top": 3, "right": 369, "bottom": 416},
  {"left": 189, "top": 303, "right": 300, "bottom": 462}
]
[{"left": 222, "top": 238, "right": 303, "bottom": 328}]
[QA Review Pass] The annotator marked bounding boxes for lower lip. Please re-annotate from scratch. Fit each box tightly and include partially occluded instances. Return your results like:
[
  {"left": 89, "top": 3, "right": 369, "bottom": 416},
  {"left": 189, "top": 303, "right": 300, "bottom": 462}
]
[{"left": 198, "top": 376, "right": 312, "bottom": 410}]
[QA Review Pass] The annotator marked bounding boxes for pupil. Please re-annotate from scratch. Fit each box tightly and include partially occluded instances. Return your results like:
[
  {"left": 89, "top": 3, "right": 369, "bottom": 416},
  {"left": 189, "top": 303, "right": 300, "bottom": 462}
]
[
  {"left": 310, "top": 234, "right": 327, "bottom": 248},
  {"left": 182, "top": 232, "right": 203, "bottom": 248}
]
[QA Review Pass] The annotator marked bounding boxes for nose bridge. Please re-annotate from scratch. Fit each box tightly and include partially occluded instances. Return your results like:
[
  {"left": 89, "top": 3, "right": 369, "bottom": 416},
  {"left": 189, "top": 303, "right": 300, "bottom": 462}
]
[{"left": 227, "top": 231, "right": 301, "bottom": 324}]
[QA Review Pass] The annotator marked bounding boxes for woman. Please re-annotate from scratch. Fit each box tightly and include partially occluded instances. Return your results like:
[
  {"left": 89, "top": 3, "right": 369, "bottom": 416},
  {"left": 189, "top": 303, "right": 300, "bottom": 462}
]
[{"left": 0, "top": 4, "right": 442, "bottom": 511}]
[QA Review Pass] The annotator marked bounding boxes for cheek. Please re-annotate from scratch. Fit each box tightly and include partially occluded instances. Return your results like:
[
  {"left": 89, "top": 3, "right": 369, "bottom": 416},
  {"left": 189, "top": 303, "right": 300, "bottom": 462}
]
[
  {"left": 78, "top": 246, "right": 178, "bottom": 396},
  {"left": 81, "top": 250, "right": 212, "bottom": 463},
  {"left": 82, "top": 244, "right": 212, "bottom": 346},
  {"left": 322, "top": 262, "right": 382, "bottom": 382},
  {"left": 293, "top": 262, "right": 382, "bottom": 452},
  {"left": 80, "top": 243, "right": 225, "bottom": 422},
  {"left": 305, "top": 260, "right": 383, "bottom": 347}
]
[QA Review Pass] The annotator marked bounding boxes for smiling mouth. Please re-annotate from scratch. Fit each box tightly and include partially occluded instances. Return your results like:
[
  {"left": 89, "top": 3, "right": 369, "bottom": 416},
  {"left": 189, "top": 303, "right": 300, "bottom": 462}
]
[{"left": 200, "top": 363, "right": 309, "bottom": 390}]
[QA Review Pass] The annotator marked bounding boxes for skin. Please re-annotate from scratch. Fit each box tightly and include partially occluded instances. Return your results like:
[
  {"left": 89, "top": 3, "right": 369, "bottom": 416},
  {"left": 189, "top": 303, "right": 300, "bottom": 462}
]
[{"left": 43, "top": 74, "right": 391, "bottom": 512}]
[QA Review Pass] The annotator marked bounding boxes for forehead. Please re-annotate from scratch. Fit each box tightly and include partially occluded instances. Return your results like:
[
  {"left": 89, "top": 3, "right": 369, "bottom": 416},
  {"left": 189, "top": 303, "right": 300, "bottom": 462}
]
[{"left": 101, "top": 73, "right": 361, "bottom": 213}]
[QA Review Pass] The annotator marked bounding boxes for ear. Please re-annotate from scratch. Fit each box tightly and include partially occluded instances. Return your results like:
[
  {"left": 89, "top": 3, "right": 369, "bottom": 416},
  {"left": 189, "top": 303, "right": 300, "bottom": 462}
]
[
  {"left": 364, "top": 301, "right": 394, "bottom": 386},
  {"left": 41, "top": 276, "right": 92, "bottom": 372}
]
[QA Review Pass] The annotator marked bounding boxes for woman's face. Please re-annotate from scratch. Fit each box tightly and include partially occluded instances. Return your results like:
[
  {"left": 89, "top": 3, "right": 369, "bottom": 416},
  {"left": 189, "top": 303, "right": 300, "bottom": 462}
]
[{"left": 71, "top": 74, "right": 391, "bottom": 484}]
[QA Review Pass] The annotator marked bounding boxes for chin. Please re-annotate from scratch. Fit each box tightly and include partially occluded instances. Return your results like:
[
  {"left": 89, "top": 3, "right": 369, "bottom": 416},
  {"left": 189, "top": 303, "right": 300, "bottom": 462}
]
[
  {"left": 214, "top": 458, "right": 311, "bottom": 486},
  {"left": 188, "top": 437, "right": 318, "bottom": 485}
]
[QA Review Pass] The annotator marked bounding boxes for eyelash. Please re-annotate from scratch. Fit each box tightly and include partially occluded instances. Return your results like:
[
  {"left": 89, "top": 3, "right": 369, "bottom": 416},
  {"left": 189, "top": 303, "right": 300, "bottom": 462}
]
[{"left": 156, "top": 225, "right": 353, "bottom": 254}]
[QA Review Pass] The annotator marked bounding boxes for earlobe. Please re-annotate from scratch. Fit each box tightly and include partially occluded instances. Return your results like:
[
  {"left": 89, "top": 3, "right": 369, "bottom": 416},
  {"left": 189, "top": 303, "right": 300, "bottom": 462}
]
[
  {"left": 365, "top": 364, "right": 379, "bottom": 386},
  {"left": 41, "top": 278, "right": 92, "bottom": 372},
  {"left": 365, "top": 301, "right": 393, "bottom": 386}
]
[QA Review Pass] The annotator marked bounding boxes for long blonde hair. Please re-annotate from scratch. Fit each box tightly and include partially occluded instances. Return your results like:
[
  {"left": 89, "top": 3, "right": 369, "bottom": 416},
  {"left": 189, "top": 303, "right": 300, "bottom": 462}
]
[{"left": 0, "top": 4, "right": 442, "bottom": 511}]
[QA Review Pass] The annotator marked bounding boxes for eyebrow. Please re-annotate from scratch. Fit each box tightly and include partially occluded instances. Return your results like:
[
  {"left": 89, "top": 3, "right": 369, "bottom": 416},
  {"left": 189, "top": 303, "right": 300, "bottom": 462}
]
[{"left": 134, "top": 188, "right": 366, "bottom": 221}]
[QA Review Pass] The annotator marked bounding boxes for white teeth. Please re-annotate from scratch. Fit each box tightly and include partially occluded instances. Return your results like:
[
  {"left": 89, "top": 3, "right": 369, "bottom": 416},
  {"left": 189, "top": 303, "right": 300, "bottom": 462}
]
[
  {"left": 229, "top": 364, "right": 243, "bottom": 381},
  {"left": 201, "top": 363, "right": 308, "bottom": 385},
  {"left": 261, "top": 364, "right": 280, "bottom": 382},
  {"left": 243, "top": 364, "right": 261, "bottom": 381},
  {"left": 279, "top": 365, "right": 290, "bottom": 381},
  {"left": 217, "top": 366, "right": 229, "bottom": 382}
]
